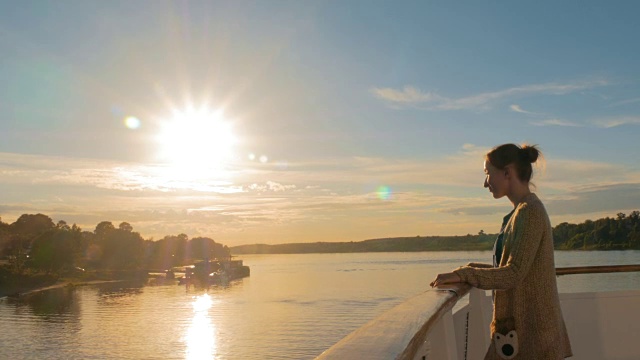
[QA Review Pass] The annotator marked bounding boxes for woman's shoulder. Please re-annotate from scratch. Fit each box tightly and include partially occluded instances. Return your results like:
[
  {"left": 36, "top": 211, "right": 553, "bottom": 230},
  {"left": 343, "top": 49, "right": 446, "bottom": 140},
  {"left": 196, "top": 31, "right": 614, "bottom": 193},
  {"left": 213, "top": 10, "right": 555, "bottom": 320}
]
[{"left": 514, "top": 193, "right": 545, "bottom": 217}]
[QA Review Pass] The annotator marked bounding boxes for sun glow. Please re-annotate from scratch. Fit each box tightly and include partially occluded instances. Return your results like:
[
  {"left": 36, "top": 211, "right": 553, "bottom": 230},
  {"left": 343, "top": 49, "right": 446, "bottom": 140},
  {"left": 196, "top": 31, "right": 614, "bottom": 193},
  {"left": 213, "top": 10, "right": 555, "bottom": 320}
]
[
  {"left": 157, "top": 106, "right": 237, "bottom": 178},
  {"left": 185, "top": 294, "right": 217, "bottom": 359}
]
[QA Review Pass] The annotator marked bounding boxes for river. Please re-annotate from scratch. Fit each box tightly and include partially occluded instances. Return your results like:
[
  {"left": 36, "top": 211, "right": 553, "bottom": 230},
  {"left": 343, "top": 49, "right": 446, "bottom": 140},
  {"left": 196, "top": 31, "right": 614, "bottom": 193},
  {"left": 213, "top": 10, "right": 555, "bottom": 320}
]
[{"left": 1, "top": 250, "right": 639, "bottom": 359}]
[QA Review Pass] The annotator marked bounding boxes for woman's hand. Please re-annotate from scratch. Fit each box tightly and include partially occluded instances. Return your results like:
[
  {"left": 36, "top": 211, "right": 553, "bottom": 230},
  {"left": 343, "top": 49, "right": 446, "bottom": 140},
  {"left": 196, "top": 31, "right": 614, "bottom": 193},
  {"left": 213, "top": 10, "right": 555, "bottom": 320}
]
[{"left": 430, "top": 271, "right": 462, "bottom": 287}]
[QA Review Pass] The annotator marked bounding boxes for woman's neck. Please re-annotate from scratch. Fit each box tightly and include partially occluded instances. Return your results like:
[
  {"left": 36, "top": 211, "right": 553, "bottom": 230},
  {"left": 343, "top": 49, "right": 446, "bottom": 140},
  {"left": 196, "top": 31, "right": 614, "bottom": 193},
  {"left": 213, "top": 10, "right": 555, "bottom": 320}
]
[{"left": 507, "top": 184, "right": 531, "bottom": 208}]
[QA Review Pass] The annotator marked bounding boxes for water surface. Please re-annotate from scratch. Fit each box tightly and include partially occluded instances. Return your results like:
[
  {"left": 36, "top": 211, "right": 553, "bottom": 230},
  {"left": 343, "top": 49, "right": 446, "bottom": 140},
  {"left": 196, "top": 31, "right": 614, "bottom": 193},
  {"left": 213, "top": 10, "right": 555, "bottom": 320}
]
[{"left": 1, "top": 250, "right": 638, "bottom": 359}]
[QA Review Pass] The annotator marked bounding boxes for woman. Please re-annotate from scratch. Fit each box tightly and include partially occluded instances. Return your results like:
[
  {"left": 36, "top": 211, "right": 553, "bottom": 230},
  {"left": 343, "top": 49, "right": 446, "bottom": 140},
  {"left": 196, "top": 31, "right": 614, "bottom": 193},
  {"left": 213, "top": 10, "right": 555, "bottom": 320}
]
[{"left": 431, "top": 144, "right": 572, "bottom": 360}]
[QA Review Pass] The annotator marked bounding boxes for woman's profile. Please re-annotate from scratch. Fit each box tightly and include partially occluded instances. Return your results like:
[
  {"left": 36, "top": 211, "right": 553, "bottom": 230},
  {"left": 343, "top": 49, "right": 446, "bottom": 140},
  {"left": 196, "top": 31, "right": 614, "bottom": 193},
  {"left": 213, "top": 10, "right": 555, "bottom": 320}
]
[{"left": 431, "top": 143, "right": 572, "bottom": 359}]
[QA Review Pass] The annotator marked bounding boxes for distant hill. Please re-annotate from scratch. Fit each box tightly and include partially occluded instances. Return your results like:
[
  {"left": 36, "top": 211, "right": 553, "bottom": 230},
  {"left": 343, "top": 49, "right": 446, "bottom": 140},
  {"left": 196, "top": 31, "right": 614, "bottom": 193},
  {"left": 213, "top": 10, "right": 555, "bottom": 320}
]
[
  {"left": 231, "top": 210, "right": 640, "bottom": 254},
  {"left": 230, "top": 234, "right": 497, "bottom": 255}
]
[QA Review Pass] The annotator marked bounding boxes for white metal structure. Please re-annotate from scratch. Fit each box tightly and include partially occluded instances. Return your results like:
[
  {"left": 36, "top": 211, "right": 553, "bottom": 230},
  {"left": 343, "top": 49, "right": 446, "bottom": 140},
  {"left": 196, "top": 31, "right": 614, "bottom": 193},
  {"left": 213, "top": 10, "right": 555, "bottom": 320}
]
[{"left": 316, "top": 265, "right": 640, "bottom": 360}]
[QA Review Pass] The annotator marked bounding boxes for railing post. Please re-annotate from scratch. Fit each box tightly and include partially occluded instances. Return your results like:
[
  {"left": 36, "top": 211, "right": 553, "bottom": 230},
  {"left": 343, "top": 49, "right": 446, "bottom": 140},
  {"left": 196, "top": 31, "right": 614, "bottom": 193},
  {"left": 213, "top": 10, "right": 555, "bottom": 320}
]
[
  {"left": 442, "top": 311, "right": 459, "bottom": 359},
  {"left": 419, "top": 310, "right": 458, "bottom": 360},
  {"left": 467, "top": 288, "right": 491, "bottom": 360}
]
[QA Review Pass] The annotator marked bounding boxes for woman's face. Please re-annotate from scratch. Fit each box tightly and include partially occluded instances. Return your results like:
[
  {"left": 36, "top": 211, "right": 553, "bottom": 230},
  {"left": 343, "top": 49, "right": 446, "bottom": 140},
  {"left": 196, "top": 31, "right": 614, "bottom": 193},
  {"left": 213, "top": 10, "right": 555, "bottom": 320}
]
[{"left": 484, "top": 160, "right": 509, "bottom": 199}]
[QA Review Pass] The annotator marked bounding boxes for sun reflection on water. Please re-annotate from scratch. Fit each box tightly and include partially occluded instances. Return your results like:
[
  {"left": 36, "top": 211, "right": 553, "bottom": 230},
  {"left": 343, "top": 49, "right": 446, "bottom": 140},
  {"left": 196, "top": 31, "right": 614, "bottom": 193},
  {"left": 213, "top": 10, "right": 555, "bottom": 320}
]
[{"left": 185, "top": 294, "right": 216, "bottom": 359}]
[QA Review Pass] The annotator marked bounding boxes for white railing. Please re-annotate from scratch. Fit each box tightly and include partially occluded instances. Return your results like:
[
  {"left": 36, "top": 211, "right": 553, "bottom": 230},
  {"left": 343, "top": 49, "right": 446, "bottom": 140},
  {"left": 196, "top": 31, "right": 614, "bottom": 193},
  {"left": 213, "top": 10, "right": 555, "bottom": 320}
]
[
  {"left": 316, "top": 265, "right": 640, "bottom": 360},
  {"left": 315, "top": 282, "right": 477, "bottom": 360}
]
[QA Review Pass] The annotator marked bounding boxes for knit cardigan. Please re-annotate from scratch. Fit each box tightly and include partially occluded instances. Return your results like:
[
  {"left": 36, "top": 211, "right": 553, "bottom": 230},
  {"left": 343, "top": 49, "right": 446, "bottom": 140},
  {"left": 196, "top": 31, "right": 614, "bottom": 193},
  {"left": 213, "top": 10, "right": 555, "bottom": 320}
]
[{"left": 454, "top": 193, "right": 572, "bottom": 360}]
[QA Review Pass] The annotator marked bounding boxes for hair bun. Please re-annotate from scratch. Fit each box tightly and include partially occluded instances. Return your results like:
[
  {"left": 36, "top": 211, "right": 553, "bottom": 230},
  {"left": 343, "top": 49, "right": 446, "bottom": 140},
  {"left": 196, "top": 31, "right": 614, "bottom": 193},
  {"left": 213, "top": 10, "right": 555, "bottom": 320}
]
[{"left": 520, "top": 145, "right": 540, "bottom": 163}]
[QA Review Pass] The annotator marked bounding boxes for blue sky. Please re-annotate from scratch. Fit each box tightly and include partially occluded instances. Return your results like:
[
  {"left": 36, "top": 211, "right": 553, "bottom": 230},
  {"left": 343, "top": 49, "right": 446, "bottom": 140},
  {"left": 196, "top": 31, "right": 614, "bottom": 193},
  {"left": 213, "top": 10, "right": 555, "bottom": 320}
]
[{"left": 1, "top": 1, "right": 639, "bottom": 245}]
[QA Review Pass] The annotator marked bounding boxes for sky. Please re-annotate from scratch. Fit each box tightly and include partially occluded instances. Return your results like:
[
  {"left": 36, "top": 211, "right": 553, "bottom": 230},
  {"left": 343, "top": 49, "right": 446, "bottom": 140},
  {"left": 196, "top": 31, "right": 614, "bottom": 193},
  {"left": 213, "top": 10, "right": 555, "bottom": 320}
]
[{"left": 1, "top": 1, "right": 639, "bottom": 246}]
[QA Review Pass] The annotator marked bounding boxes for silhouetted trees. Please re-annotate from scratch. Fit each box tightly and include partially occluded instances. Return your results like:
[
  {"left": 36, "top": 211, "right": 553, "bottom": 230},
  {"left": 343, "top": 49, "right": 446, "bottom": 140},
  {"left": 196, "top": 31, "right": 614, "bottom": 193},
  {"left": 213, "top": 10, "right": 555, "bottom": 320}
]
[
  {"left": 30, "top": 223, "right": 83, "bottom": 273},
  {"left": 5, "top": 214, "right": 56, "bottom": 274},
  {"left": 93, "top": 222, "right": 145, "bottom": 269},
  {"left": 0, "top": 214, "right": 232, "bottom": 275},
  {"left": 144, "top": 234, "right": 229, "bottom": 270}
]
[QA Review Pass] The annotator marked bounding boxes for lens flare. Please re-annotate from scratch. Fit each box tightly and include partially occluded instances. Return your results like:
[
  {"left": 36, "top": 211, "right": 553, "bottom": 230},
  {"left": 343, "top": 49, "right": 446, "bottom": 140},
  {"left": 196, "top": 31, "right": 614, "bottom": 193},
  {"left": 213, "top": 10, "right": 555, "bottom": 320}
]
[
  {"left": 377, "top": 185, "right": 391, "bottom": 200},
  {"left": 124, "top": 116, "right": 141, "bottom": 129}
]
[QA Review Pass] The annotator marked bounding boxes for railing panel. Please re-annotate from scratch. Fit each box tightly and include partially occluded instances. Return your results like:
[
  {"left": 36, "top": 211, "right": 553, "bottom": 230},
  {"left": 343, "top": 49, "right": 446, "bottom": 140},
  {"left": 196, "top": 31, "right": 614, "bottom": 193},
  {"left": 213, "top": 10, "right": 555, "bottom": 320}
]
[
  {"left": 422, "top": 311, "right": 458, "bottom": 360},
  {"left": 561, "top": 290, "right": 640, "bottom": 360},
  {"left": 315, "top": 283, "right": 470, "bottom": 360}
]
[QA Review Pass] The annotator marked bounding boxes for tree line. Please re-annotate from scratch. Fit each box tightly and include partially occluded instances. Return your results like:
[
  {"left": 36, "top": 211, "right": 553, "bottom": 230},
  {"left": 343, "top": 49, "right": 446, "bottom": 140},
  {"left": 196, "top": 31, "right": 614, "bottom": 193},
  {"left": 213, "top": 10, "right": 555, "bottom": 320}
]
[
  {"left": 231, "top": 210, "right": 640, "bottom": 254},
  {"left": 230, "top": 233, "right": 497, "bottom": 254},
  {"left": 553, "top": 211, "right": 640, "bottom": 250},
  {"left": 1, "top": 210, "right": 638, "bottom": 274},
  {"left": 0, "top": 214, "right": 230, "bottom": 275}
]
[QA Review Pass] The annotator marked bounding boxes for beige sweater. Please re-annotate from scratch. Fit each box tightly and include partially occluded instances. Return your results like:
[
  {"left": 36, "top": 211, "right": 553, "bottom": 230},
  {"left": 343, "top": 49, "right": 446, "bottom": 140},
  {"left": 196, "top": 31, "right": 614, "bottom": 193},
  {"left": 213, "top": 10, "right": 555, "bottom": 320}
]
[{"left": 454, "top": 193, "right": 572, "bottom": 360}]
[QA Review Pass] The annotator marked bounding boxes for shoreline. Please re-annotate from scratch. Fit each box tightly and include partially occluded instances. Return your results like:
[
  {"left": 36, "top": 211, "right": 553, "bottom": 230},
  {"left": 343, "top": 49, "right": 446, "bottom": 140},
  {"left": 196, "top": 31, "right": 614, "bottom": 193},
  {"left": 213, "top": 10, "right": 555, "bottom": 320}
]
[{"left": 0, "top": 279, "right": 127, "bottom": 301}]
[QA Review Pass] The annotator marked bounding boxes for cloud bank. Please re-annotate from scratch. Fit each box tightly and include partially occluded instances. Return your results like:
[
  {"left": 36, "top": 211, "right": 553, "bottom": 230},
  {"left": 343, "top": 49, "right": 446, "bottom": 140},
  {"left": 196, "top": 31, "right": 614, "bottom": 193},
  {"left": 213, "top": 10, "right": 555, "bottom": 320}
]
[{"left": 1, "top": 146, "right": 638, "bottom": 244}]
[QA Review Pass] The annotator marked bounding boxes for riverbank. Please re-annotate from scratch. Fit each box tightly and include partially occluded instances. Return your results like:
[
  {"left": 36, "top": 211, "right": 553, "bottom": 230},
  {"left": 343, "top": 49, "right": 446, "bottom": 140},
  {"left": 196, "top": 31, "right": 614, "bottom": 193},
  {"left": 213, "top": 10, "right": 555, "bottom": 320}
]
[
  {"left": 0, "top": 268, "right": 148, "bottom": 299},
  {"left": 0, "top": 277, "right": 126, "bottom": 299},
  {"left": 0, "top": 272, "right": 57, "bottom": 298}
]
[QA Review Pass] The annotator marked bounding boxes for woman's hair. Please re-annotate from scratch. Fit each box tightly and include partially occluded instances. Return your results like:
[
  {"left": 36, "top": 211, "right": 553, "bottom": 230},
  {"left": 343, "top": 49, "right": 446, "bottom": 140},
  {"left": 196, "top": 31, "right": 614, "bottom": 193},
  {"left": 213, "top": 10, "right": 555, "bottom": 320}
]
[{"left": 486, "top": 143, "right": 542, "bottom": 183}]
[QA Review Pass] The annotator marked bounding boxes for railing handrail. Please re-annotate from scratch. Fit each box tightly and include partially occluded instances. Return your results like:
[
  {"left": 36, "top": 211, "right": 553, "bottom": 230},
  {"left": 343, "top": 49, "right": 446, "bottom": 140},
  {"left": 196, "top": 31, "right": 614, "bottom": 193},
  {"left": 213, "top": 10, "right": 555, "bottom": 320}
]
[
  {"left": 556, "top": 264, "right": 640, "bottom": 276},
  {"left": 315, "top": 282, "right": 471, "bottom": 360}
]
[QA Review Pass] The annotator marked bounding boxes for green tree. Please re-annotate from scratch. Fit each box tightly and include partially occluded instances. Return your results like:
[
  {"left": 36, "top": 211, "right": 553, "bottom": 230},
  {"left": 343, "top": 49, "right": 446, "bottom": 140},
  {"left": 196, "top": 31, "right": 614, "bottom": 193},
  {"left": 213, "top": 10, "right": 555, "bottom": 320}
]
[
  {"left": 56, "top": 220, "right": 70, "bottom": 231},
  {"left": 553, "top": 222, "right": 572, "bottom": 248},
  {"left": 99, "top": 228, "right": 145, "bottom": 269},
  {"left": 188, "top": 237, "right": 216, "bottom": 260},
  {"left": 30, "top": 225, "right": 83, "bottom": 274},
  {"left": 118, "top": 222, "right": 133, "bottom": 232},
  {"left": 94, "top": 221, "right": 115, "bottom": 240},
  {"left": 5, "top": 214, "right": 55, "bottom": 274},
  {"left": 186, "top": 237, "right": 231, "bottom": 261},
  {"left": 149, "top": 234, "right": 189, "bottom": 268},
  {"left": 0, "top": 218, "right": 11, "bottom": 258},
  {"left": 5, "top": 235, "right": 30, "bottom": 273},
  {"left": 11, "top": 214, "right": 55, "bottom": 238}
]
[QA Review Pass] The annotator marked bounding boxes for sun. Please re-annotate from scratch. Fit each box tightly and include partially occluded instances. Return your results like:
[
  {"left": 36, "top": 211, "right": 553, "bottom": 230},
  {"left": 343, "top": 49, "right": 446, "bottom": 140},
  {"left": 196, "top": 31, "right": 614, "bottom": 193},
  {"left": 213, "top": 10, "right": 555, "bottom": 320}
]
[{"left": 156, "top": 106, "right": 237, "bottom": 177}]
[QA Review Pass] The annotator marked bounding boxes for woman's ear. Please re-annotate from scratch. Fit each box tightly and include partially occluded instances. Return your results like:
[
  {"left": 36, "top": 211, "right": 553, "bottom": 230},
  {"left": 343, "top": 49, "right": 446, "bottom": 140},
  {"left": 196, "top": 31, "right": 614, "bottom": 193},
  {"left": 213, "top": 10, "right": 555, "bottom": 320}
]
[{"left": 504, "top": 167, "right": 510, "bottom": 178}]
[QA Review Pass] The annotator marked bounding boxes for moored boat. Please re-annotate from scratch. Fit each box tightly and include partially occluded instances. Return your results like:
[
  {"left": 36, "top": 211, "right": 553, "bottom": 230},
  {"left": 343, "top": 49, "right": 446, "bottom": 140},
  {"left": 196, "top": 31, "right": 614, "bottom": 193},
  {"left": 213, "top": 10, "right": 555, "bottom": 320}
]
[
  {"left": 178, "top": 258, "right": 250, "bottom": 288},
  {"left": 315, "top": 265, "right": 640, "bottom": 360}
]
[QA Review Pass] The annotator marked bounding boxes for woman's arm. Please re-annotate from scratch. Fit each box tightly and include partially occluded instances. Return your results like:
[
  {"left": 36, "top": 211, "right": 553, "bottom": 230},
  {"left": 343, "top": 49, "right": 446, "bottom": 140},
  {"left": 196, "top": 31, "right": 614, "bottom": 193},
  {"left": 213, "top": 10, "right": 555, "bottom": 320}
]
[
  {"left": 430, "top": 271, "right": 462, "bottom": 287},
  {"left": 464, "top": 262, "right": 493, "bottom": 269},
  {"left": 452, "top": 203, "right": 545, "bottom": 290}
]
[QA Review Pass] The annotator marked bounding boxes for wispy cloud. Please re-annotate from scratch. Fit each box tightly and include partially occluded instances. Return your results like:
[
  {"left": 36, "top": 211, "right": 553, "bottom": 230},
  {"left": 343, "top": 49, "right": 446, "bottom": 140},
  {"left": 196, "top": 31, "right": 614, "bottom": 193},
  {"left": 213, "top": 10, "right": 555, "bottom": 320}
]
[
  {"left": 510, "top": 104, "right": 535, "bottom": 114},
  {"left": 438, "top": 205, "right": 509, "bottom": 217},
  {"left": 545, "top": 183, "right": 640, "bottom": 216},
  {"left": 530, "top": 119, "right": 582, "bottom": 127},
  {"left": 591, "top": 116, "right": 640, "bottom": 128},
  {"left": 608, "top": 97, "right": 640, "bottom": 107},
  {"left": 369, "top": 86, "right": 447, "bottom": 104},
  {"left": 247, "top": 181, "right": 297, "bottom": 193},
  {"left": 371, "top": 79, "right": 609, "bottom": 111},
  {"left": 528, "top": 116, "right": 640, "bottom": 128},
  {"left": 542, "top": 159, "right": 637, "bottom": 190}
]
